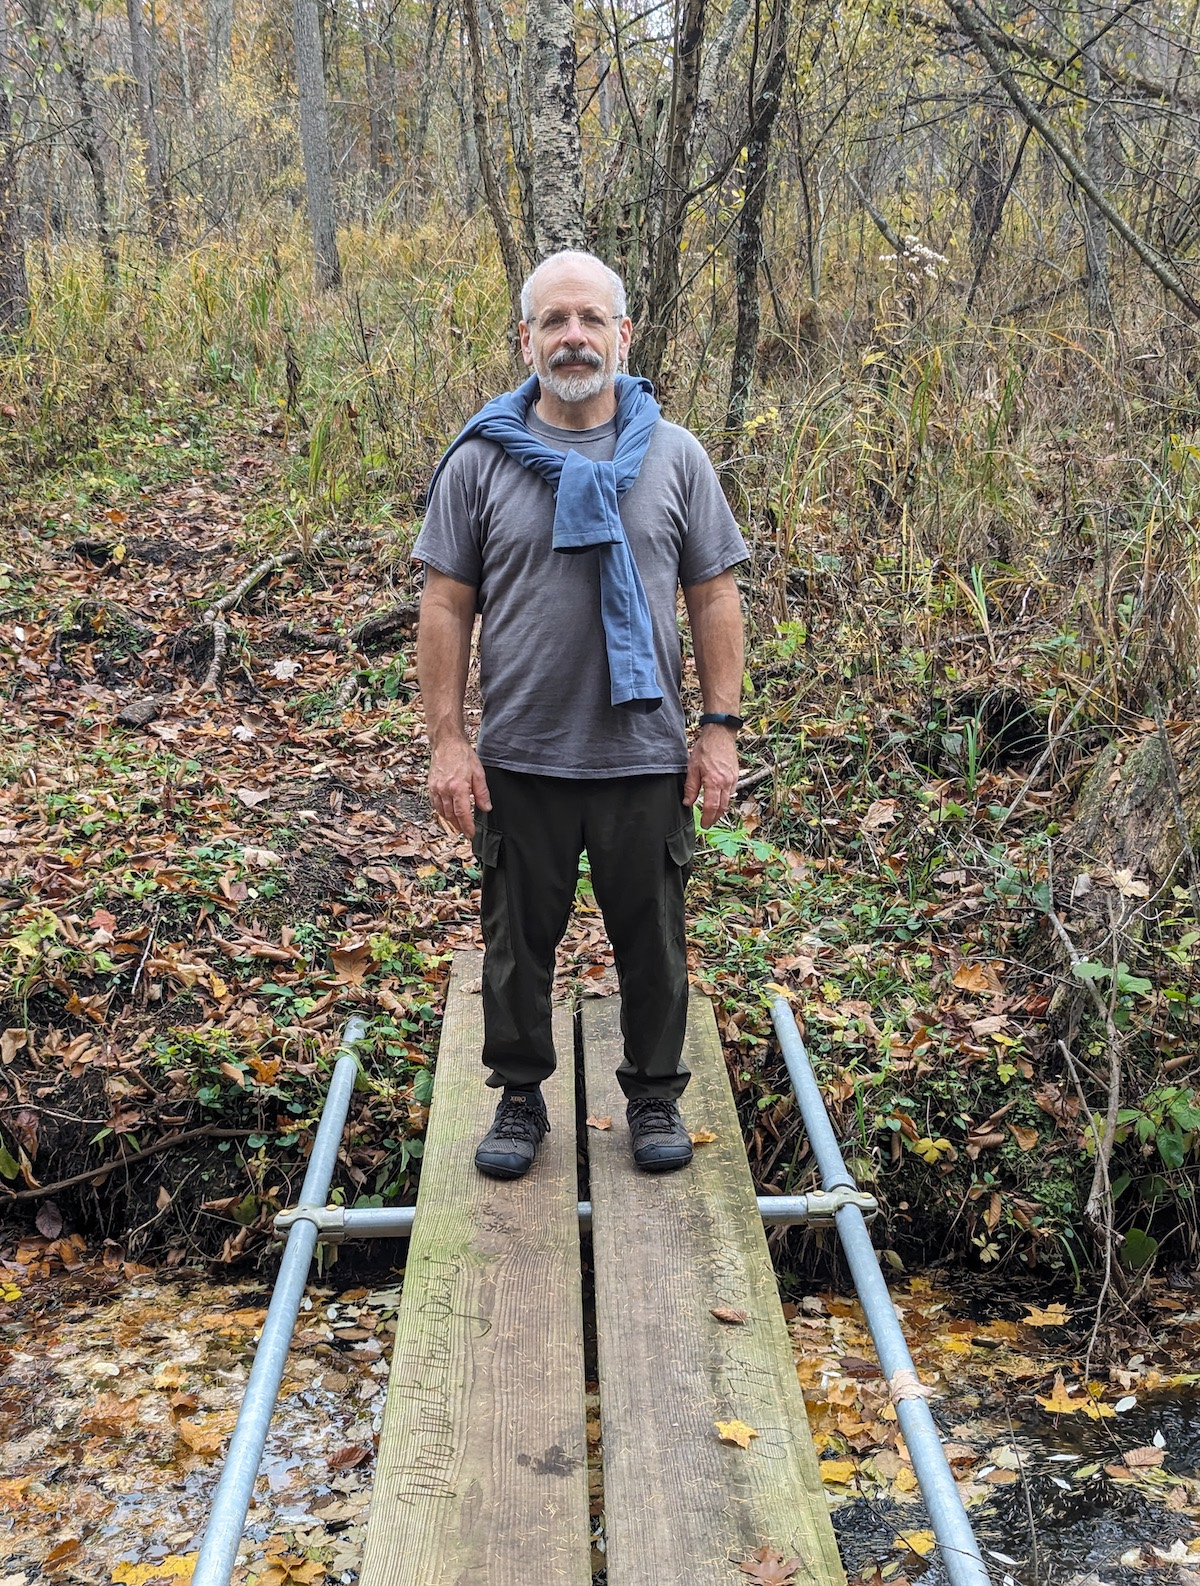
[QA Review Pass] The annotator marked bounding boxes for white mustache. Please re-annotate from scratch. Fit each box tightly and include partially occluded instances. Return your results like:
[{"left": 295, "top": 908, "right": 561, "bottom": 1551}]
[{"left": 549, "top": 347, "right": 603, "bottom": 371}]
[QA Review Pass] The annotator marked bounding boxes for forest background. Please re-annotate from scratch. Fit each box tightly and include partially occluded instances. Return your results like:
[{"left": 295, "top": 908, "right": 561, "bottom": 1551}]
[{"left": 1, "top": 0, "right": 1199, "bottom": 1303}]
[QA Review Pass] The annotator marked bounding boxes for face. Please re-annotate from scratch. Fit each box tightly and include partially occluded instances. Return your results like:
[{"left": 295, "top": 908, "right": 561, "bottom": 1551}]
[{"left": 519, "top": 260, "right": 633, "bottom": 404}]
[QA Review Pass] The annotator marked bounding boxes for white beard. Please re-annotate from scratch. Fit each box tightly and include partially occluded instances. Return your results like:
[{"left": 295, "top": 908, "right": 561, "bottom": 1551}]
[{"left": 536, "top": 345, "right": 618, "bottom": 404}]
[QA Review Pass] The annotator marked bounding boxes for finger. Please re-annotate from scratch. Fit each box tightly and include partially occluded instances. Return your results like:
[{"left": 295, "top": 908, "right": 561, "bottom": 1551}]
[
  {"left": 472, "top": 762, "right": 492, "bottom": 812},
  {"left": 453, "top": 787, "right": 475, "bottom": 838},
  {"left": 682, "top": 762, "right": 701, "bottom": 808}
]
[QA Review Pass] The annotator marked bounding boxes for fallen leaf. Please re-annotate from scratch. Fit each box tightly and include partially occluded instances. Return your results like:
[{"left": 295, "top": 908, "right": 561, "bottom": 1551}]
[
  {"left": 1009, "top": 1124, "right": 1039, "bottom": 1151},
  {"left": 35, "top": 1203, "right": 62, "bottom": 1240},
  {"left": 234, "top": 788, "right": 272, "bottom": 807},
  {"left": 820, "top": 1459, "right": 857, "bottom": 1484},
  {"left": 328, "top": 1443, "right": 372, "bottom": 1470},
  {"left": 177, "top": 1417, "right": 224, "bottom": 1454},
  {"left": 111, "top": 1555, "right": 198, "bottom": 1584},
  {"left": 271, "top": 658, "right": 302, "bottom": 680},
  {"left": 44, "top": 1539, "right": 81, "bottom": 1569},
  {"left": 739, "top": 1544, "right": 802, "bottom": 1584},
  {"left": 888, "top": 1368, "right": 933, "bottom": 1402},
  {"left": 894, "top": 1530, "right": 936, "bottom": 1558},
  {"left": 1123, "top": 1445, "right": 1165, "bottom": 1468},
  {"left": 690, "top": 1128, "right": 717, "bottom": 1145},
  {"left": 710, "top": 1307, "right": 749, "bottom": 1325},
  {"left": 331, "top": 936, "right": 372, "bottom": 985},
  {"left": 1037, "top": 1373, "right": 1082, "bottom": 1414},
  {"left": 241, "top": 846, "right": 282, "bottom": 868},
  {"left": 586, "top": 1115, "right": 612, "bottom": 1130},
  {"left": 1023, "top": 1303, "right": 1070, "bottom": 1327},
  {"left": 1, "top": 1029, "right": 27, "bottom": 1065},
  {"left": 861, "top": 798, "right": 899, "bottom": 834},
  {"left": 952, "top": 962, "right": 1003, "bottom": 995},
  {"left": 715, "top": 1419, "right": 759, "bottom": 1449}
]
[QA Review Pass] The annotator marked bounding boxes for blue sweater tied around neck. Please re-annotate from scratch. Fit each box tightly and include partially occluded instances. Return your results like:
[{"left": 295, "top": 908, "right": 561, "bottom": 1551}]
[{"left": 428, "top": 372, "right": 663, "bottom": 713}]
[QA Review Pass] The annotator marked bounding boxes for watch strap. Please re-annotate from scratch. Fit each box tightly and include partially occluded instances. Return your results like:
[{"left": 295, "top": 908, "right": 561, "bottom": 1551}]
[{"left": 699, "top": 712, "right": 744, "bottom": 731}]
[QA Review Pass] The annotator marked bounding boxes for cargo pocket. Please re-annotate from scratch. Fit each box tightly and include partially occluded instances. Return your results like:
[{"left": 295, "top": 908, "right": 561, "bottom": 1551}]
[
  {"left": 666, "top": 820, "right": 695, "bottom": 881},
  {"left": 471, "top": 819, "right": 503, "bottom": 869}
]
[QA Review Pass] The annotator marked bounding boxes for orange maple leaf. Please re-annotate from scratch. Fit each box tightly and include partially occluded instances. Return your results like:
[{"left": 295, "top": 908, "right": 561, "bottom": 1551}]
[{"left": 739, "top": 1544, "right": 803, "bottom": 1584}]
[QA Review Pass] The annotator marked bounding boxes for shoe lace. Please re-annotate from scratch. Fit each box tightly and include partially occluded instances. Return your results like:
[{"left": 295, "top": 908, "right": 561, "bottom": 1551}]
[
  {"left": 495, "top": 1092, "right": 548, "bottom": 1143},
  {"left": 629, "top": 1097, "right": 679, "bottom": 1130}
]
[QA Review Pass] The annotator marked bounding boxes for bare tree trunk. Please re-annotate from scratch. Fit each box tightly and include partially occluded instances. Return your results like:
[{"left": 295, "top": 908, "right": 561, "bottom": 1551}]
[
  {"left": 462, "top": 0, "right": 524, "bottom": 329},
  {"left": 0, "top": 0, "right": 28, "bottom": 332},
  {"left": 481, "top": 0, "right": 534, "bottom": 250},
  {"left": 969, "top": 98, "right": 1006, "bottom": 266},
  {"left": 291, "top": 0, "right": 341, "bottom": 288},
  {"left": 1079, "top": 0, "right": 1111, "bottom": 326},
  {"left": 174, "top": 0, "right": 194, "bottom": 123},
  {"left": 526, "top": 0, "right": 584, "bottom": 256},
  {"left": 126, "top": 0, "right": 177, "bottom": 251},
  {"left": 206, "top": 0, "right": 232, "bottom": 86},
  {"left": 60, "top": 0, "right": 118, "bottom": 281},
  {"left": 726, "top": 0, "right": 788, "bottom": 433},
  {"left": 637, "top": 0, "right": 707, "bottom": 387}
]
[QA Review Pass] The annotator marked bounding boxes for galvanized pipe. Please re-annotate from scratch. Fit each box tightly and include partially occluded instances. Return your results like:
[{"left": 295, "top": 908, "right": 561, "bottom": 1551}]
[
  {"left": 770, "top": 996, "right": 991, "bottom": 1586},
  {"left": 190, "top": 1016, "right": 368, "bottom": 1586},
  {"left": 274, "top": 1191, "right": 878, "bottom": 1244}
]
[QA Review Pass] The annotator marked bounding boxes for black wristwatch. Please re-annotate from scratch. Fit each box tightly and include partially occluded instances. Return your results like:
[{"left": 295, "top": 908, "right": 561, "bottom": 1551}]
[{"left": 699, "top": 712, "right": 744, "bottom": 732}]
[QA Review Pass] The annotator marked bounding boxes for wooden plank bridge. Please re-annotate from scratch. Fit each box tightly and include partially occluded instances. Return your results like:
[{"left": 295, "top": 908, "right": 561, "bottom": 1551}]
[{"left": 358, "top": 950, "right": 845, "bottom": 1586}]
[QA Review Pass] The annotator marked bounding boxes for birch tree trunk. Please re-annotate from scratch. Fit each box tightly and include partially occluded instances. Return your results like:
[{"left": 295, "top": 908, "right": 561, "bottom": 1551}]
[
  {"left": 291, "top": 0, "right": 341, "bottom": 288},
  {"left": 462, "top": 0, "right": 524, "bottom": 327},
  {"left": 0, "top": 0, "right": 28, "bottom": 333},
  {"left": 526, "top": 0, "right": 584, "bottom": 256},
  {"left": 126, "top": 0, "right": 177, "bottom": 251}
]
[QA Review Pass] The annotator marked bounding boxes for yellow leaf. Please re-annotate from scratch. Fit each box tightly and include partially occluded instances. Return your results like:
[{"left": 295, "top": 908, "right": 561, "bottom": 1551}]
[
  {"left": 819, "top": 1459, "right": 857, "bottom": 1484},
  {"left": 894, "top": 1530, "right": 937, "bottom": 1557},
  {"left": 177, "top": 1417, "right": 224, "bottom": 1454},
  {"left": 209, "top": 974, "right": 229, "bottom": 999},
  {"left": 111, "top": 1554, "right": 198, "bottom": 1584},
  {"left": 0, "top": 1282, "right": 20, "bottom": 1302},
  {"left": 1036, "top": 1373, "right": 1082, "bottom": 1414},
  {"left": 894, "top": 1464, "right": 920, "bottom": 1493},
  {"left": 111, "top": 541, "right": 126, "bottom": 564},
  {"left": 153, "top": 1363, "right": 186, "bottom": 1389},
  {"left": 690, "top": 1128, "right": 717, "bottom": 1145},
  {"left": 1079, "top": 1397, "right": 1116, "bottom": 1419},
  {"left": 586, "top": 1115, "right": 612, "bottom": 1130},
  {"left": 1023, "top": 1303, "right": 1070, "bottom": 1327},
  {"left": 715, "top": 1419, "right": 759, "bottom": 1449}
]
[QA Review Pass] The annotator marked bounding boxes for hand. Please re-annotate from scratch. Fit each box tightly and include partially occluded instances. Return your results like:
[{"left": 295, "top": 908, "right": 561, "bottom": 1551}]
[
  {"left": 428, "top": 737, "right": 491, "bottom": 837},
  {"left": 683, "top": 726, "right": 738, "bottom": 828}
]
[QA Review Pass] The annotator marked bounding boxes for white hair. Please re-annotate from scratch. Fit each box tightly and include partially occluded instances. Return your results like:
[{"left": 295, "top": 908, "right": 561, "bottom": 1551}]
[{"left": 520, "top": 250, "right": 627, "bottom": 321}]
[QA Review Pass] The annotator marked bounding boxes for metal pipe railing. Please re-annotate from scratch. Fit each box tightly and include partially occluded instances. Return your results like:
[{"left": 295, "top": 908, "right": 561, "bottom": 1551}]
[
  {"left": 190, "top": 1015, "right": 368, "bottom": 1586},
  {"left": 272, "top": 1189, "right": 878, "bottom": 1243},
  {"left": 770, "top": 995, "right": 991, "bottom": 1586}
]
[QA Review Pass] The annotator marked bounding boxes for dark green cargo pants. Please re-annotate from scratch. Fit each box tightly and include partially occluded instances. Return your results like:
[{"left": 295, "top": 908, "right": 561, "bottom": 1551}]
[{"left": 471, "top": 768, "right": 695, "bottom": 1101}]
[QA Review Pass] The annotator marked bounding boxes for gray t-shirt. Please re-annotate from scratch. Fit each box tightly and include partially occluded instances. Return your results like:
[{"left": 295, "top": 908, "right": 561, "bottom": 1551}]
[{"left": 413, "top": 408, "right": 748, "bottom": 778}]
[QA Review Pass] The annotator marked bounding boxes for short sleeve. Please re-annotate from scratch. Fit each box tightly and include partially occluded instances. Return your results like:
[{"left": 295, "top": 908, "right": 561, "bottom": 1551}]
[
  {"left": 412, "top": 449, "right": 483, "bottom": 587},
  {"left": 677, "top": 438, "right": 750, "bottom": 587}
]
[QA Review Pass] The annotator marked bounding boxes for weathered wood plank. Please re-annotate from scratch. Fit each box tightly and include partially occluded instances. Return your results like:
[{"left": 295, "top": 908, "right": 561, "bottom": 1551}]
[
  {"left": 583, "top": 993, "right": 845, "bottom": 1586},
  {"left": 359, "top": 950, "right": 590, "bottom": 1586}
]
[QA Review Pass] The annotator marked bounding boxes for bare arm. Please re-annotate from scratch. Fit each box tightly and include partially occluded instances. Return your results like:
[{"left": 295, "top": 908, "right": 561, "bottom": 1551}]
[
  {"left": 682, "top": 570, "right": 744, "bottom": 827},
  {"left": 416, "top": 568, "right": 491, "bottom": 837}
]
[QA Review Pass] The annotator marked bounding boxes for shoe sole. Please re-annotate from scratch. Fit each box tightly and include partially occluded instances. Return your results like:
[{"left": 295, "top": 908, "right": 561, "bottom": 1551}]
[
  {"left": 475, "top": 1156, "right": 534, "bottom": 1180},
  {"left": 632, "top": 1152, "right": 693, "bottom": 1174}
]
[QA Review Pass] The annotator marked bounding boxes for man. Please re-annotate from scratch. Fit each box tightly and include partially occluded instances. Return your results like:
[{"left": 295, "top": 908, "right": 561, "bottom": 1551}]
[{"left": 413, "top": 249, "right": 747, "bottom": 1180}]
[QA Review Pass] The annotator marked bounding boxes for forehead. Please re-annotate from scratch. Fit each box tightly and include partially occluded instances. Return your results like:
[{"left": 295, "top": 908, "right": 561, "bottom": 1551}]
[{"left": 528, "top": 260, "right": 616, "bottom": 314}]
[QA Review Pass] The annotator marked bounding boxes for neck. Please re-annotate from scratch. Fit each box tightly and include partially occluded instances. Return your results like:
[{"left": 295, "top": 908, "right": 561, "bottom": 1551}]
[{"left": 533, "top": 381, "right": 619, "bottom": 432}]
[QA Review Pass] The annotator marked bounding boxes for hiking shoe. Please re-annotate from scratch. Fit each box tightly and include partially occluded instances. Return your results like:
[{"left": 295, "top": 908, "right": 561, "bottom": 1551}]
[
  {"left": 475, "top": 1089, "right": 550, "bottom": 1179},
  {"left": 626, "top": 1097, "right": 693, "bottom": 1173}
]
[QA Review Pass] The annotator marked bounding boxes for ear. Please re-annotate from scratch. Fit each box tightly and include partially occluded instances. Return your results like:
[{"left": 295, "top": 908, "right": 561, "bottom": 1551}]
[
  {"left": 518, "top": 320, "right": 535, "bottom": 369},
  {"left": 617, "top": 315, "right": 633, "bottom": 367}
]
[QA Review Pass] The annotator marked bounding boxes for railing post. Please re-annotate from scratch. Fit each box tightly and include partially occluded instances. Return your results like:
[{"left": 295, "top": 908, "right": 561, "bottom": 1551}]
[
  {"left": 770, "top": 994, "right": 992, "bottom": 1586},
  {"left": 190, "top": 1015, "right": 368, "bottom": 1586}
]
